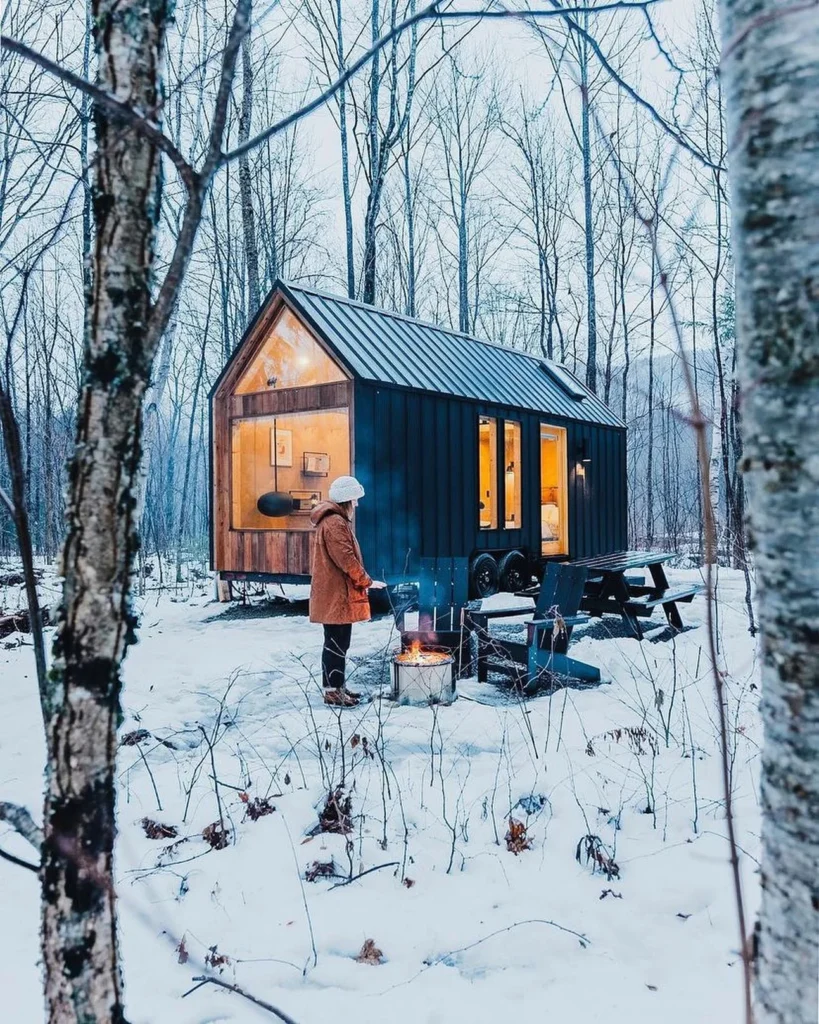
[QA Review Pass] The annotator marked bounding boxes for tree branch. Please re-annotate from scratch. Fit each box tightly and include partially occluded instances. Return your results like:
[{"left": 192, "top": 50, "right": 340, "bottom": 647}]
[
  {"left": 0, "top": 801, "right": 44, "bottom": 850},
  {"left": 223, "top": 1, "right": 658, "bottom": 163},
  {"left": 0, "top": 485, "right": 14, "bottom": 516},
  {"left": 145, "top": 0, "right": 252, "bottom": 354},
  {"left": 0, "top": 846, "right": 39, "bottom": 874},
  {"left": 183, "top": 976, "right": 300, "bottom": 1023},
  {"left": 0, "top": 34, "right": 197, "bottom": 188},
  {"left": 542, "top": 0, "right": 725, "bottom": 171}
]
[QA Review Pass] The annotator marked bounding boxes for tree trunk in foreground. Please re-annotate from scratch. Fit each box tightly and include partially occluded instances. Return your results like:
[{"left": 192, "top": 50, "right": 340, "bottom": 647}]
[
  {"left": 720, "top": 3, "right": 819, "bottom": 1022},
  {"left": 42, "top": 1, "right": 168, "bottom": 1020}
]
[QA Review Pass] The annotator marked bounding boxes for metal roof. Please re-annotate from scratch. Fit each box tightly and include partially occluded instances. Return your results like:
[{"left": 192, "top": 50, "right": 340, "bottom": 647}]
[{"left": 265, "top": 281, "right": 624, "bottom": 428}]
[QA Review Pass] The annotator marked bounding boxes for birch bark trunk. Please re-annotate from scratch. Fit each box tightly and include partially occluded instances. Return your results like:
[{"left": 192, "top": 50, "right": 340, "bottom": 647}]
[
  {"left": 238, "top": 14, "right": 260, "bottom": 317},
  {"left": 41, "top": 1, "right": 168, "bottom": 1020},
  {"left": 719, "top": 3, "right": 819, "bottom": 1021}
]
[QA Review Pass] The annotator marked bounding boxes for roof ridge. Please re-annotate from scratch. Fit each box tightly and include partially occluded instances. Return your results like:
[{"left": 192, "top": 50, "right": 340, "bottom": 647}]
[{"left": 283, "top": 279, "right": 567, "bottom": 367}]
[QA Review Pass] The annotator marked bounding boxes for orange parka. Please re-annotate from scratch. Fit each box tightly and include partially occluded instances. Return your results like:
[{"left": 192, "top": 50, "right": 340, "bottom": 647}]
[{"left": 309, "top": 501, "right": 372, "bottom": 624}]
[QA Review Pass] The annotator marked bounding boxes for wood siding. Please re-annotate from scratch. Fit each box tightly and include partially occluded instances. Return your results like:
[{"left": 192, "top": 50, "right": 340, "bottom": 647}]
[{"left": 212, "top": 374, "right": 352, "bottom": 575}]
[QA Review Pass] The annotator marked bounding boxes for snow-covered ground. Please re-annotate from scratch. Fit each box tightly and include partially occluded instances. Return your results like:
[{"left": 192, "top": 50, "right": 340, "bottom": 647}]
[{"left": 1, "top": 568, "right": 761, "bottom": 1023}]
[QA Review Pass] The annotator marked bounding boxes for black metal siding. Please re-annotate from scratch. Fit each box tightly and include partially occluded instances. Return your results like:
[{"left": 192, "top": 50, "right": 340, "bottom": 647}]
[{"left": 354, "top": 381, "right": 627, "bottom": 579}]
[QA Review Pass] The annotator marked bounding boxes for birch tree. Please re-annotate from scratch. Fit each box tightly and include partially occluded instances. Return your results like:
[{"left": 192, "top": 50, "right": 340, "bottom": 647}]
[{"left": 719, "top": 2, "right": 819, "bottom": 1021}]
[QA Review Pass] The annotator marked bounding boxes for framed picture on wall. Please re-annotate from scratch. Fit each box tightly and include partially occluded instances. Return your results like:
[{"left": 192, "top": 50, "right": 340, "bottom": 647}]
[
  {"left": 289, "top": 490, "right": 321, "bottom": 513},
  {"left": 270, "top": 427, "right": 293, "bottom": 467},
  {"left": 302, "top": 451, "right": 330, "bottom": 476}
]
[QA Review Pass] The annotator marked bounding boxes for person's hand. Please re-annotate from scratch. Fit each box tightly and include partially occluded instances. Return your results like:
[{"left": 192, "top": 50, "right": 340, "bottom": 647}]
[{"left": 369, "top": 580, "right": 387, "bottom": 590}]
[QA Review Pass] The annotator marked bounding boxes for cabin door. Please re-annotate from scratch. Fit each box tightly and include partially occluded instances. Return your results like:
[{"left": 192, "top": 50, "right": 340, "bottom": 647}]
[{"left": 540, "top": 424, "right": 568, "bottom": 556}]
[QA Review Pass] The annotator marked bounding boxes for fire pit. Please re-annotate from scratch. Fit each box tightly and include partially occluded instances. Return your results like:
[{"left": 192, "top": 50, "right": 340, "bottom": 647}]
[{"left": 392, "top": 642, "right": 456, "bottom": 706}]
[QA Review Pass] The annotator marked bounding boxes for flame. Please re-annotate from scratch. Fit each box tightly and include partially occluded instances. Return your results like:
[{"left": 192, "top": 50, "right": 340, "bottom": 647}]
[{"left": 395, "top": 642, "right": 452, "bottom": 666}]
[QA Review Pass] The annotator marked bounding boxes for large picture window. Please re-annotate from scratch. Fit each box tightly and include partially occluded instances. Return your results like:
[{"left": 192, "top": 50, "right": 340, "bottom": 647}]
[
  {"left": 541, "top": 424, "right": 568, "bottom": 555},
  {"left": 478, "top": 416, "right": 498, "bottom": 529},
  {"left": 231, "top": 408, "right": 350, "bottom": 530},
  {"left": 504, "top": 420, "right": 522, "bottom": 529}
]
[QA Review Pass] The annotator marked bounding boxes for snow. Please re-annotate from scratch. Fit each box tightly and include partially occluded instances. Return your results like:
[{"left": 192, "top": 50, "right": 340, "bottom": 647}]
[{"left": 0, "top": 568, "right": 761, "bottom": 1023}]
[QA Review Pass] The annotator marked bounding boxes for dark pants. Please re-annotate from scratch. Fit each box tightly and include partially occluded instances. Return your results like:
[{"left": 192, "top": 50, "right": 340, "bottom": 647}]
[{"left": 322, "top": 623, "right": 353, "bottom": 689}]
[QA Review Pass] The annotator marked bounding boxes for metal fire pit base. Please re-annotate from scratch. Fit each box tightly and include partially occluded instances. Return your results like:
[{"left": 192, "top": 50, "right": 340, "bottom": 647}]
[{"left": 392, "top": 652, "right": 456, "bottom": 706}]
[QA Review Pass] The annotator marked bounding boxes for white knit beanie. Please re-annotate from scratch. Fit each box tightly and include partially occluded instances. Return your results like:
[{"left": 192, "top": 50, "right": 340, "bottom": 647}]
[{"left": 329, "top": 475, "right": 365, "bottom": 503}]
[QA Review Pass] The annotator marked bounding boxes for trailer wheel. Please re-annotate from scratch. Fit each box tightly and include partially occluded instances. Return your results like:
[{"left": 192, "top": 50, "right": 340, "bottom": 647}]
[
  {"left": 498, "top": 550, "right": 528, "bottom": 593},
  {"left": 469, "top": 553, "right": 499, "bottom": 599}
]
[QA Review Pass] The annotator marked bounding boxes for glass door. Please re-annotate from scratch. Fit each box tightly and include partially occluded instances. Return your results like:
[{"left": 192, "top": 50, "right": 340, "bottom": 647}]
[{"left": 540, "top": 425, "right": 568, "bottom": 555}]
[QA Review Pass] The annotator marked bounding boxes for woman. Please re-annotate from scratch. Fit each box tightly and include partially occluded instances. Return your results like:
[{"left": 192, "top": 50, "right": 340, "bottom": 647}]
[{"left": 309, "top": 476, "right": 384, "bottom": 707}]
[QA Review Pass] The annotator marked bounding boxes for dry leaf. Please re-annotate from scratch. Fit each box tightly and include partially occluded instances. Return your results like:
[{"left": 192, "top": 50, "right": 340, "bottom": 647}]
[
  {"left": 121, "top": 729, "right": 151, "bottom": 747},
  {"left": 576, "top": 834, "right": 620, "bottom": 880},
  {"left": 205, "top": 945, "right": 231, "bottom": 971},
  {"left": 505, "top": 817, "right": 532, "bottom": 855},
  {"left": 355, "top": 939, "right": 384, "bottom": 965},
  {"left": 141, "top": 817, "right": 178, "bottom": 840},
  {"left": 305, "top": 859, "right": 336, "bottom": 882},
  {"left": 316, "top": 786, "right": 353, "bottom": 835},
  {"left": 241, "top": 795, "right": 275, "bottom": 822},
  {"left": 202, "top": 822, "right": 230, "bottom": 850}
]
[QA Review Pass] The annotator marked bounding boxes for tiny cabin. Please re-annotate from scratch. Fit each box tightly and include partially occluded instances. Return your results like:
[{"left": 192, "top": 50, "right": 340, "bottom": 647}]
[{"left": 209, "top": 281, "right": 627, "bottom": 597}]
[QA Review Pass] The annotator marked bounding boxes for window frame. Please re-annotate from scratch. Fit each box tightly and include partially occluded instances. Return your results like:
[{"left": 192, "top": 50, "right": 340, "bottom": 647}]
[
  {"left": 477, "top": 414, "right": 499, "bottom": 531},
  {"left": 502, "top": 418, "right": 523, "bottom": 531},
  {"left": 540, "top": 423, "right": 569, "bottom": 556}
]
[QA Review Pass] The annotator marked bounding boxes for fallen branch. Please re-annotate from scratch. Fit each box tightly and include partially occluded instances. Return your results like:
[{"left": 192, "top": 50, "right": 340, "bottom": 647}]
[
  {"left": 183, "top": 975, "right": 299, "bottom": 1023},
  {"left": 328, "top": 861, "right": 400, "bottom": 890}
]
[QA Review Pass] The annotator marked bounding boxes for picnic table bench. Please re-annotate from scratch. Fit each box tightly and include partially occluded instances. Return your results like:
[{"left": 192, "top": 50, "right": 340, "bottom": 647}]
[{"left": 570, "top": 551, "right": 702, "bottom": 639}]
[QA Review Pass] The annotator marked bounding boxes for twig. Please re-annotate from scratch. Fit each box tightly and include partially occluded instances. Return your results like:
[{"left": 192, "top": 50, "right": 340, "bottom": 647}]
[
  {"left": 135, "top": 743, "right": 163, "bottom": 812},
  {"left": 0, "top": 846, "right": 39, "bottom": 873},
  {"left": 198, "top": 725, "right": 225, "bottom": 833},
  {"left": 280, "top": 814, "right": 318, "bottom": 972},
  {"left": 0, "top": 35, "right": 195, "bottom": 186},
  {"left": 183, "top": 975, "right": 299, "bottom": 1023},
  {"left": 327, "top": 861, "right": 400, "bottom": 890},
  {"left": 224, "top": 1, "right": 660, "bottom": 162}
]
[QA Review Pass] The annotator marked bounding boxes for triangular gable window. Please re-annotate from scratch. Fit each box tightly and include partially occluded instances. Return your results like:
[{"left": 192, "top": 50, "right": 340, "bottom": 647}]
[{"left": 236, "top": 307, "right": 346, "bottom": 394}]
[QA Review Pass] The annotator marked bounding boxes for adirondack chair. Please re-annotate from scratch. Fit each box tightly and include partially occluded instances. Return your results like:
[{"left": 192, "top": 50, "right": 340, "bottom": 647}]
[
  {"left": 471, "top": 562, "right": 599, "bottom": 694},
  {"left": 391, "top": 557, "right": 472, "bottom": 678}
]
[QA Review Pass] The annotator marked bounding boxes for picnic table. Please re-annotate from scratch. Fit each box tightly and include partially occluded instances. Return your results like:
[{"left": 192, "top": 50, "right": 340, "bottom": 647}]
[{"left": 568, "top": 551, "right": 702, "bottom": 640}]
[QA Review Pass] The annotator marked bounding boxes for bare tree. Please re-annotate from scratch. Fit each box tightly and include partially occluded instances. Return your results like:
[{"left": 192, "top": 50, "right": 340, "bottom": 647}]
[
  {"left": 503, "top": 100, "right": 575, "bottom": 360},
  {"left": 431, "top": 50, "right": 498, "bottom": 333},
  {"left": 238, "top": 7, "right": 261, "bottom": 316}
]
